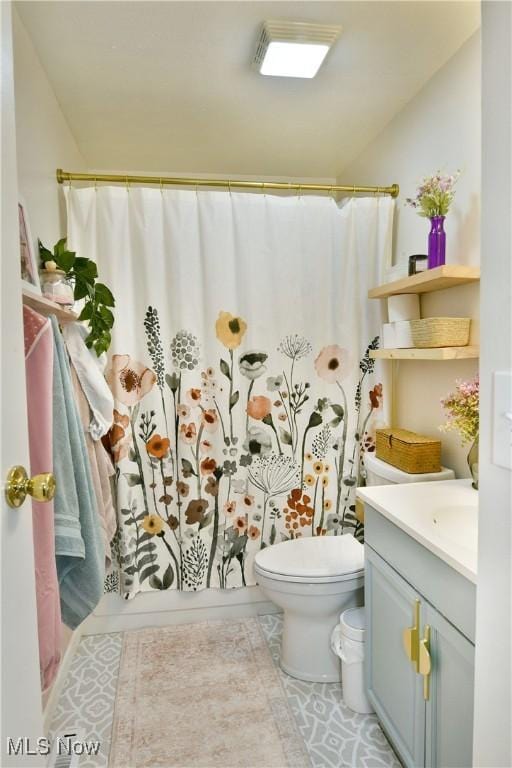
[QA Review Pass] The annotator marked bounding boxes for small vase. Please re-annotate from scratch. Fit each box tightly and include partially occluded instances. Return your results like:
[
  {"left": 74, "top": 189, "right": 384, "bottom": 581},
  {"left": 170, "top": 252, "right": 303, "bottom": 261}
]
[
  {"left": 467, "top": 435, "right": 478, "bottom": 490},
  {"left": 40, "top": 269, "right": 74, "bottom": 308},
  {"left": 427, "top": 215, "right": 446, "bottom": 269}
]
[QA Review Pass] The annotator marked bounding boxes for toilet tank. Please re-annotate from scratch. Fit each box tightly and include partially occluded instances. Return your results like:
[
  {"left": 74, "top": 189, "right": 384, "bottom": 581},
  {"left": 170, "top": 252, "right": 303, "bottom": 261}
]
[{"left": 364, "top": 452, "right": 455, "bottom": 486}]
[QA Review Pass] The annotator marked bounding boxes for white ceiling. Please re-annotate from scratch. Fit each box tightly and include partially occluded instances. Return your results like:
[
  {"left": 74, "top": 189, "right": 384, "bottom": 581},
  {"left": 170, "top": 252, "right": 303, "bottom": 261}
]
[{"left": 16, "top": 1, "right": 480, "bottom": 178}]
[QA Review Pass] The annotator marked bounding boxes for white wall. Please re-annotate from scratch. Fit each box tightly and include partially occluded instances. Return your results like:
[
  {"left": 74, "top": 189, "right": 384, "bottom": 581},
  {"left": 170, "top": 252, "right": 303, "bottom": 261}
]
[
  {"left": 13, "top": 8, "right": 85, "bottom": 249},
  {"left": 473, "top": 3, "right": 512, "bottom": 765},
  {"left": 340, "top": 33, "right": 481, "bottom": 478}
]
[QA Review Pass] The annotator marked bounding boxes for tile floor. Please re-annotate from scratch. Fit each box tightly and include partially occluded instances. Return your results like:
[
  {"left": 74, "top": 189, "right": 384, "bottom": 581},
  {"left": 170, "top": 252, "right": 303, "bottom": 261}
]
[{"left": 48, "top": 615, "right": 400, "bottom": 768}]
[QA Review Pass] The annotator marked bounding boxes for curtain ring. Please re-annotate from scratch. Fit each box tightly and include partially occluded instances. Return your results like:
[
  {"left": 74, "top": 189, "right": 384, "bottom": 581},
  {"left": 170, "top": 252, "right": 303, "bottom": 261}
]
[
  {"left": 228, "top": 180, "right": 232, "bottom": 197},
  {"left": 125, "top": 175, "right": 130, "bottom": 192},
  {"left": 298, "top": 184, "right": 302, "bottom": 200},
  {"left": 160, "top": 177, "right": 164, "bottom": 195},
  {"left": 352, "top": 185, "right": 356, "bottom": 196},
  {"left": 94, "top": 175, "right": 98, "bottom": 191}
]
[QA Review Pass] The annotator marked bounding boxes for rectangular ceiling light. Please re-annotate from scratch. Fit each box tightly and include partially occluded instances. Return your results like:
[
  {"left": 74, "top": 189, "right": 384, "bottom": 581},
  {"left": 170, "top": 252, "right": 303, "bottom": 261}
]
[{"left": 254, "top": 20, "right": 342, "bottom": 79}]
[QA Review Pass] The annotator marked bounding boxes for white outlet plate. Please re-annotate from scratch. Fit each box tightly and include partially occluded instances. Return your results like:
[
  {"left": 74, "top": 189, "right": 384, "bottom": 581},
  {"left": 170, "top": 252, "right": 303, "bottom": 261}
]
[{"left": 493, "top": 371, "right": 512, "bottom": 470}]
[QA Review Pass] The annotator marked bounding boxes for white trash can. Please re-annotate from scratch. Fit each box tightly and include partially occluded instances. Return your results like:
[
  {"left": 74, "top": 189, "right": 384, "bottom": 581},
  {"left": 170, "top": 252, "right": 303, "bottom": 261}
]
[{"left": 332, "top": 606, "right": 374, "bottom": 714}]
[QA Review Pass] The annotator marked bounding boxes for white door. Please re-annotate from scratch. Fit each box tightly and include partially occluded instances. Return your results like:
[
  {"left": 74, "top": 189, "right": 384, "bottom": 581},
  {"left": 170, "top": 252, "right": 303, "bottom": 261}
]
[{"left": 1, "top": 2, "right": 45, "bottom": 765}]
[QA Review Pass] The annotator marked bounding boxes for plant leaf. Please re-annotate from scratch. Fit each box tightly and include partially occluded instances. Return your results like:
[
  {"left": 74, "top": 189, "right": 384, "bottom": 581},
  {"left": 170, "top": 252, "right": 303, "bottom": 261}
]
[
  {"left": 162, "top": 563, "right": 174, "bottom": 589},
  {"left": 139, "top": 564, "right": 160, "bottom": 583},
  {"left": 149, "top": 574, "right": 163, "bottom": 590},
  {"left": 73, "top": 276, "right": 90, "bottom": 300},
  {"left": 181, "top": 458, "right": 196, "bottom": 478},
  {"left": 330, "top": 416, "right": 342, "bottom": 428},
  {"left": 137, "top": 552, "right": 158, "bottom": 570},
  {"left": 279, "top": 427, "right": 293, "bottom": 445},
  {"left": 54, "top": 248, "right": 76, "bottom": 272},
  {"left": 229, "top": 391, "right": 239, "bottom": 409},
  {"left": 78, "top": 303, "right": 93, "bottom": 321},
  {"left": 94, "top": 282, "right": 115, "bottom": 307},
  {"left": 331, "top": 403, "right": 344, "bottom": 418},
  {"left": 220, "top": 359, "right": 231, "bottom": 379}
]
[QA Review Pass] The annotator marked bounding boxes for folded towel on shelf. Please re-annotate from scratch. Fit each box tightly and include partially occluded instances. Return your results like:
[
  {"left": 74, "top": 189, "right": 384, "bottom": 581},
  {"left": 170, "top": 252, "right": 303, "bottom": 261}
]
[
  {"left": 62, "top": 322, "right": 114, "bottom": 440},
  {"left": 51, "top": 316, "right": 105, "bottom": 629}
]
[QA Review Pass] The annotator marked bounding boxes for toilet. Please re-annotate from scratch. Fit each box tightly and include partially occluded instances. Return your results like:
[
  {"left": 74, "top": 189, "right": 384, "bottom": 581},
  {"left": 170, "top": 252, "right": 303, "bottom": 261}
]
[
  {"left": 255, "top": 458, "right": 456, "bottom": 684},
  {"left": 254, "top": 535, "right": 364, "bottom": 683}
]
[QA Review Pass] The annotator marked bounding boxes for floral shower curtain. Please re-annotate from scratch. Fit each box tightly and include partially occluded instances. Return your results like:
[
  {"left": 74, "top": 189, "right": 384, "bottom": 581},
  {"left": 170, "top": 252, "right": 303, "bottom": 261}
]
[{"left": 66, "top": 188, "right": 393, "bottom": 597}]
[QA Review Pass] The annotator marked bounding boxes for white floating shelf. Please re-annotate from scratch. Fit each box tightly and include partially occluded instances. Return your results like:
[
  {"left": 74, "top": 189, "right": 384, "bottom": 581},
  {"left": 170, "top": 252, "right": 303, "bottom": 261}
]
[
  {"left": 368, "top": 265, "right": 480, "bottom": 299},
  {"left": 370, "top": 346, "right": 480, "bottom": 361}
]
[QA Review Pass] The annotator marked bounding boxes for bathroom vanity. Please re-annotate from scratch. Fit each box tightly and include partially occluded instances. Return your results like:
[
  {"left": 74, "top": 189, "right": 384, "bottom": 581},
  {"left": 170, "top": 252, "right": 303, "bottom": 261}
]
[{"left": 357, "top": 480, "right": 478, "bottom": 768}]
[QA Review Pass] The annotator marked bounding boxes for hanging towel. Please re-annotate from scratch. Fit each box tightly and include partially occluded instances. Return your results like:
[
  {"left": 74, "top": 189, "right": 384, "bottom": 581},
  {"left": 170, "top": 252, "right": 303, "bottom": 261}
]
[
  {"left": 51, "top": 316, "right": 105, "bottom": 629},
  {"left": 62, "top": 323, "right": 114, "bottom": 440},
  {"left": 70, "top": 364, "right": 117, "bottom": 567},
  {"left": 23, "top": 306, "right": 62, "bottom": 691}
]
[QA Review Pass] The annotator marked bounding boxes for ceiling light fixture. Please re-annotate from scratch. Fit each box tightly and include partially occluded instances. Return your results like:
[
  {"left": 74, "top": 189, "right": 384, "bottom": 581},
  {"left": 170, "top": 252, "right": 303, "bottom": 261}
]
[{"left": 253, "top": 20, "right": 342, "bottom": 79}]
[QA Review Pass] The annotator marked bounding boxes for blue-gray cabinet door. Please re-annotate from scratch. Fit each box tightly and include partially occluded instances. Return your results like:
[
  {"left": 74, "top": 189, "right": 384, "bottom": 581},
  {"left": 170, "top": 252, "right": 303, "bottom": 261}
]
[
  {"left": 365, "top": 546, "right": 426, "bottom": 768},
  {"left": 424, "top": 603, "right": 475, "bottom": 768}
]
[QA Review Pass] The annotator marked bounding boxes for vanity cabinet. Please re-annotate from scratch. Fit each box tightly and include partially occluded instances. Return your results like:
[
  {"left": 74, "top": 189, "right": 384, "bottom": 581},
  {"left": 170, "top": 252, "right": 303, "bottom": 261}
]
[{"left": 364, "top": 508, "right": 475, "bottom": 768}]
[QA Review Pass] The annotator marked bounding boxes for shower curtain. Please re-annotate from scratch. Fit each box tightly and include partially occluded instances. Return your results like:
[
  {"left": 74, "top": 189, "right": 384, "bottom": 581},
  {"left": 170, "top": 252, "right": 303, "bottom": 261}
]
[{"left": 66, "top": 187, "right": 393, "bottom": 598}]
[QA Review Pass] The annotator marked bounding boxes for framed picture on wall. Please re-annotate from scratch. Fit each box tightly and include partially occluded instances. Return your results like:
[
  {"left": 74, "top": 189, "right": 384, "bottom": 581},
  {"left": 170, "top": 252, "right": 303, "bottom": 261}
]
[{"left": 19, "top": 200, "right": 40, "bottom": 293}]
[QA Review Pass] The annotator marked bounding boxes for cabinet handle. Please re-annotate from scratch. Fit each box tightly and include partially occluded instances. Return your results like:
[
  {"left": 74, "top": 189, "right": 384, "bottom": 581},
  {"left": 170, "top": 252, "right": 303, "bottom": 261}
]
[
  {"left": 419, "top": 624, "right": 432, "bottom": 701},
  {"left": 402, "top": 599, "right": 420, "bottom": 672}
]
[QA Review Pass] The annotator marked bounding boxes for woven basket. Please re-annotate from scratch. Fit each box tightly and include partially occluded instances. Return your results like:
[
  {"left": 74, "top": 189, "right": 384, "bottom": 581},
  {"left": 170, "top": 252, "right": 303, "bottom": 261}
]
[
  {"left": 376, "top": 428, "right": 441, "bottom": 474},
  {"left": 410, "top": 317, "right": 470, "bottom": 348}
]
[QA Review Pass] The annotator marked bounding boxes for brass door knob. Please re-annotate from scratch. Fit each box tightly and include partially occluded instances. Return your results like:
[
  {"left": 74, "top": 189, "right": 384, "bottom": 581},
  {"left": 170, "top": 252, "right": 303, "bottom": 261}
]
[{"left": 5, "top": 466, "right": 56, "bottom": 508}]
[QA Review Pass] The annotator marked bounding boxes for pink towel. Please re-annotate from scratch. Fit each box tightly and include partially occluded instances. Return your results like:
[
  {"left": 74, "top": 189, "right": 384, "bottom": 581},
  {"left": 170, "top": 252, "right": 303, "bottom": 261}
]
[{"left": 24, "top": 306, "right": 62, "bottom": 691}]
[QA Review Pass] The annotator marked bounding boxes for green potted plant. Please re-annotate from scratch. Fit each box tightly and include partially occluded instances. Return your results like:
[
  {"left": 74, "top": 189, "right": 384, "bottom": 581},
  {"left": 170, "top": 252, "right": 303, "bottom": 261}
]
[{"left": 39, "top": 238, "right": 115, "bottom": 356}]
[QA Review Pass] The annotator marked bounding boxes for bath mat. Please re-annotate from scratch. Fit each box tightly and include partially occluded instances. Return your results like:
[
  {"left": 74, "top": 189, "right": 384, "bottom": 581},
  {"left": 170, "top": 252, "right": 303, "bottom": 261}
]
[{"left": 109, "top": 618, "right": 310, "bottom": 768}]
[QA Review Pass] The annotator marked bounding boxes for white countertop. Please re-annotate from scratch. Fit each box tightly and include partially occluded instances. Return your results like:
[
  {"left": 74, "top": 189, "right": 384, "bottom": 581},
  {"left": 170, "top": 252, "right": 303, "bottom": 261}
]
[{"left": 357, "top": 479, "right": 478, "bottom": 583}]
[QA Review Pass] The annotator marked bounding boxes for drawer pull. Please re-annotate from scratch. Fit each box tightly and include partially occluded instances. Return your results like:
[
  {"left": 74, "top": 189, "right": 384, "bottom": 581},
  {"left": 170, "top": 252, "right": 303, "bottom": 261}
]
[
  {"left": 402, "top": 599, "right": 420, "bottom": 672},
  {"left": 419, "top": 624, "right": 432, "bottom": 700}
]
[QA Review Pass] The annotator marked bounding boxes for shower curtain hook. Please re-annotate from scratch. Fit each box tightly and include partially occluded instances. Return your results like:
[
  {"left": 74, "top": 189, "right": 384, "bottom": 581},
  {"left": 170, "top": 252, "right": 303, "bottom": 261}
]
[
  {"left": 125, "top": 175, "right": 130, "bottom": 193},
  {"left": 228, "top": 180, "right": 232, "bottom": 197},
  {"left": 160, "top": 177, "right": 164, "bottom": 195},
  {"left": 94, "top": 175, "right": 98, "bottom": 191},
  {"left": 298, "top": 184, "right": 302, "bottom": 200}
]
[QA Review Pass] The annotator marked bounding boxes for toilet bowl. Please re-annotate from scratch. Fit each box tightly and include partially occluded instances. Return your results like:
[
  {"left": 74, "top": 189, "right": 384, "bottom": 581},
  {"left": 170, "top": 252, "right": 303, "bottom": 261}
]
[{"left": 254, "top": 535, "right": 364, "bottom": 682}]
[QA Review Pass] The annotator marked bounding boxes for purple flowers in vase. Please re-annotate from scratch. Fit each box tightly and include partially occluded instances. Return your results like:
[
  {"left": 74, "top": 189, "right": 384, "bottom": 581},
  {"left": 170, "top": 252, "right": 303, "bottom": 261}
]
[{"left": 406, "top": 171, "right": 460, "bottom": 269}]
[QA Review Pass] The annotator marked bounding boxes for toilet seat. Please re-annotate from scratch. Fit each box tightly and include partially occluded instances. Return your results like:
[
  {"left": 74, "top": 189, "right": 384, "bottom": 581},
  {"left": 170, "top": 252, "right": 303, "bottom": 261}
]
[{"left": 254, "top": 534, "right": 364, "bottom": 584}]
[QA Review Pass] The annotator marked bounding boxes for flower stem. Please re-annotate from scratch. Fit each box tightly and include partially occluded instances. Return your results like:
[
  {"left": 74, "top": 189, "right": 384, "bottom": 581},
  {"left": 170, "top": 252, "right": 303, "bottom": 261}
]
[
  {"left": 269, "top": 418, "right": 283, "bottom": 455},
  {"left": 335, "top": 382, "right": 349, "bottom": 529},
  {"left": 159, "top": 532, "right": 181, "bottom": 590},
  {"left": 206, "top": 486, "right": 220, "bottom": 587},
  {"left": 130, "top": 406, "right": 149, "bottom": 514},
  {"left": 260, "top": 496, "right": 268, "bottom": 549},
  {"left": 194, "top": 424, "right": 204, "bottom": 498},
  {"left": 312, "top": 477, "right": 319, "bottom": 536},
  {"left": 213, "top": 396, "right": 227, "bottom": 443},
  {"left": 228, "top": 349, "right": 235, "bottom": 442},
  {"left": 245, "top": 379, "right": 254, "bottom": 434}
]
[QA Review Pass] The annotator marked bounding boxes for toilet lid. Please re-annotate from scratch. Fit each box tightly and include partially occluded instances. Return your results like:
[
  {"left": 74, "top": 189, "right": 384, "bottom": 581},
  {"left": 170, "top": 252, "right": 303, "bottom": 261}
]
[{"left": 254, "top": 534, "right": 364, "bottom": 580}]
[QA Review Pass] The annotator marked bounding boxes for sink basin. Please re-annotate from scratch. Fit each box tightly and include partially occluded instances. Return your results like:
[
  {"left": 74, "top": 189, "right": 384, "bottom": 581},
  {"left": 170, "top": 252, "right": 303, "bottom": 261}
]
[{"left": 357, "top": 480, "right": 478, "bottom": 582}]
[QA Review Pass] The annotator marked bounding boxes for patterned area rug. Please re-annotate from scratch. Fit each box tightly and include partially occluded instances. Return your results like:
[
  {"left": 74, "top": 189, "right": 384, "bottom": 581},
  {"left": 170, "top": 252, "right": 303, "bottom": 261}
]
[
  {"left": 110, "top": 619, "right": 311, "bottom": 767},
  {"left": 260, "top": 615, "right": 400, "bottom": 768}
]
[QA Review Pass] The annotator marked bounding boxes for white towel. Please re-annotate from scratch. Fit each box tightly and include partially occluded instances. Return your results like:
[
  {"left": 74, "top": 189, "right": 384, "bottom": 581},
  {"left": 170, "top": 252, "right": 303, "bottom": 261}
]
[{"left": 62, "top": 323, "right": 114, "bottom": 440}]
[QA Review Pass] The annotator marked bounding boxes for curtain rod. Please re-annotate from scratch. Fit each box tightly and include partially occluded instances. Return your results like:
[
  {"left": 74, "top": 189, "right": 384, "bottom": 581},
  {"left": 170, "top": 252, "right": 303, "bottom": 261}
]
[{"left": 56, "top": 169, "right": 399, "bottom": 198}]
